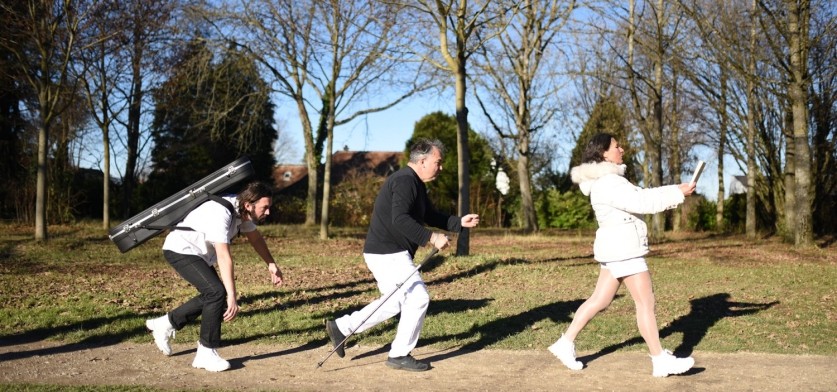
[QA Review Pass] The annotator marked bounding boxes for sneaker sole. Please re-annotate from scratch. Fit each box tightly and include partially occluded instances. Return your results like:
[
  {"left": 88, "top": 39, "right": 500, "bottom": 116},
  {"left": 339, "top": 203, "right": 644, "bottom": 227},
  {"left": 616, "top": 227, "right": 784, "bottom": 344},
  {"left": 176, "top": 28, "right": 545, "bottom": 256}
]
[
  {"left": 385, "top": 361, "right": 429, "bottom": 372},
  {"left": 652, "top": 359, "right": 695, "bottom": 377},
  {"left": 192, "top": 363, "right": 231, "bottom": 372}
]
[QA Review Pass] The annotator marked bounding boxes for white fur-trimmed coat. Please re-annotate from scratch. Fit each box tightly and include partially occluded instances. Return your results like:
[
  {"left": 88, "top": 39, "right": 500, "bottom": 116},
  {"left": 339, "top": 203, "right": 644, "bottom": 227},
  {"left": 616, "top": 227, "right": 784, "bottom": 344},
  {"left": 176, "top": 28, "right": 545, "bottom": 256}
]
[{"left": 571, "top": 161, "right": 684, "bottom": 262}]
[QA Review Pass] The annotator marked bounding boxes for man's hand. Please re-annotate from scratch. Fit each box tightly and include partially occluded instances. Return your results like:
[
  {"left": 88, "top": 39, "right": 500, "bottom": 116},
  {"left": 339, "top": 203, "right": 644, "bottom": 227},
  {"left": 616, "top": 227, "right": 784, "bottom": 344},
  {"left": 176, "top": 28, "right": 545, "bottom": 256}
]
[
  {"left": 461, "top": 214, "right": 480, "bottom": 228},
  {"left": 430, "top": 232, "right": 450, "bottom": 250},
  {"left": 268, "top": 262, "right": 284, "bottom": 286},
  {"left": 223, "top": 296, "right": 239, "bottom": 322}
]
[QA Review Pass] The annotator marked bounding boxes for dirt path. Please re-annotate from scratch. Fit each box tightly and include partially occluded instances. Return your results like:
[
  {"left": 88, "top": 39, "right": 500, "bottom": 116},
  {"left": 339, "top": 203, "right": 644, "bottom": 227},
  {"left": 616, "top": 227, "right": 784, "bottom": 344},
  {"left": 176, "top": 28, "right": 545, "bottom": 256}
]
[{"left": 2, "top": 340, "right": 835, "bottom": 391}]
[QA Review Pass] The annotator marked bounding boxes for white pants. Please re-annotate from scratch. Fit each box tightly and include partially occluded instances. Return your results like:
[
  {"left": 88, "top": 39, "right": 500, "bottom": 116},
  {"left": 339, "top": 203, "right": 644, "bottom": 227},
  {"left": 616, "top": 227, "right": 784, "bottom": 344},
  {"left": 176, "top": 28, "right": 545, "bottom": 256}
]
[{"left": 335, "top": 251, "right": 430, "bottom": 358}]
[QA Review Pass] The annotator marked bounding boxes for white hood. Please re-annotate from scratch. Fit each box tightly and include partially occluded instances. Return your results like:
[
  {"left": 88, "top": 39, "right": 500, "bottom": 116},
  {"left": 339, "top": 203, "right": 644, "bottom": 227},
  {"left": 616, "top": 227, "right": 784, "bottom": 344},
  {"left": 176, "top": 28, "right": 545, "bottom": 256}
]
[{"left": 570, "top": 162, "right": 626, "bottom": 196}]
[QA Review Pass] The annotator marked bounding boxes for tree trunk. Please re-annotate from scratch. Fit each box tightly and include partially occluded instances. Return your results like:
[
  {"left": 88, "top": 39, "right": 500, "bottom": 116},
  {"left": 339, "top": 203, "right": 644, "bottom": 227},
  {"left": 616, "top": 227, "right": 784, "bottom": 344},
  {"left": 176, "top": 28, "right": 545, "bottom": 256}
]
[
  {"left": 745, "top": 0, "right": 758, "bottom": 238},
  {"left": 650, "top": 0, "right": 665, "bottom": 238},
  {"left": 670, "top": 71, "right": 681, "bottom": 232},
  {"left": 297, "top": 96, "right": 318, "bottom": 226},
  {"left": 103, "top": 128, "right": 110, "bottom": 230},
  {"left": 320, "top": 102, "right": 335, "bottom": 240},
  {"left": 124, "top": 40, "right": 143, "bottom": 218},
  {"left": 517, "top": 135, "right": 537, "bottom": 233},
  {"left": 787, "top": 0, "right": 813, "bottom": 246},
  {"left": 783, "top": 123, "right": 795, "bottom": 240},
  {"left": 455, "top": 58, "right": 471, "bottom": 256},
  {"left": 716, "top": 65, "right": 727, "bottom": 231},
  {"left": 35, "top": 122, "right": 48, "bottom": 241}
]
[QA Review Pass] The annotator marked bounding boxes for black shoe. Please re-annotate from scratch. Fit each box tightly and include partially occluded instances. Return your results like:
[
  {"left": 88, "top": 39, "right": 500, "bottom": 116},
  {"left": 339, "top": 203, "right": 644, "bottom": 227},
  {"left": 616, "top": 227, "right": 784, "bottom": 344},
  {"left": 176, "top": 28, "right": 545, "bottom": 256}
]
[
  {"left": 325, "top": 319, "right": 346, "bottom": 358},
  {"left": 386, "top": 355, "right": 430, "bottom": 372}
]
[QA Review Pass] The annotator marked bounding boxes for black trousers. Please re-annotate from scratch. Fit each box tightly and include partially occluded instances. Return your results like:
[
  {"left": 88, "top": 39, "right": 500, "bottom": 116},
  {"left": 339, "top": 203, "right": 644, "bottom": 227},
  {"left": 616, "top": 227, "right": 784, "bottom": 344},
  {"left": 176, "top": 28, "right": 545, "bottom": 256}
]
[{"left": 163, "top": 250, "right": 227, "bottom": 348}]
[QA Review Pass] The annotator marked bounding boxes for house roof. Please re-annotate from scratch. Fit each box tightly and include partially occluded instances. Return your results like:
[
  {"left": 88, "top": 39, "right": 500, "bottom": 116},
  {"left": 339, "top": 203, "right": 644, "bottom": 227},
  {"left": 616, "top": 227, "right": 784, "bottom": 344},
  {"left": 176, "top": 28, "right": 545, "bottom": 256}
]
[
  {"left": 271, "top": 151, "right": 404, "bottom": 192},
  {"left": 272, "top": 164, "right": 308, "bottom": 191},
  {"left": 330, "top": 150, "right": 403, "bottom": 183}
]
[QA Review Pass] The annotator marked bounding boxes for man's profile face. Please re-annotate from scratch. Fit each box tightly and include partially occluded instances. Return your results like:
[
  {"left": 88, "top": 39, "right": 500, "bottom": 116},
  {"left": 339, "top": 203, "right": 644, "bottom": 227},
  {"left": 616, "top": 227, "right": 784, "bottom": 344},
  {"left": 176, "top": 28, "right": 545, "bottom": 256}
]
[
  {"left": 246, "top": 197, "right": 272, "bottom": 223},
  {"left": 418, "top": 147, "right": 443, "bottom": 182}
]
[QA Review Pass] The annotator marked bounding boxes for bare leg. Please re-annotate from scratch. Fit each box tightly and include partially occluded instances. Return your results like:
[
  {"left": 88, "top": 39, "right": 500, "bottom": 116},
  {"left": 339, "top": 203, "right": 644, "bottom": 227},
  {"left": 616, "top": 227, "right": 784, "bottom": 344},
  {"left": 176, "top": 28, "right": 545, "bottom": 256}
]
[
  {"left": 563, "top": 269, "right": 621, "bottom": 341},
  {"left": 622, "top": 271, "right": 662, "bottom": 356}
]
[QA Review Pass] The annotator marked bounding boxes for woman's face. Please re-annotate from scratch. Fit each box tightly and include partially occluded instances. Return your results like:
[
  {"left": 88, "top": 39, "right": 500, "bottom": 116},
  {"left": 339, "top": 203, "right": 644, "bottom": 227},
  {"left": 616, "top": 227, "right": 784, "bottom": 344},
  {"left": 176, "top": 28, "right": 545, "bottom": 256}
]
[{"left": 603, "top": 138, "right": 624, "bottom": 164}]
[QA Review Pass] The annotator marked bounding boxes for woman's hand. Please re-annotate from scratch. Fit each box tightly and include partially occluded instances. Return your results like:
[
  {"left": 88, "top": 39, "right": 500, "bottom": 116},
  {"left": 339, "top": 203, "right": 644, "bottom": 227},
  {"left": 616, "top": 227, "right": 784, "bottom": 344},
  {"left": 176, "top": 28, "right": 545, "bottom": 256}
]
[{"left": 678, "top": 182, "right": 697, "bottom": 196}]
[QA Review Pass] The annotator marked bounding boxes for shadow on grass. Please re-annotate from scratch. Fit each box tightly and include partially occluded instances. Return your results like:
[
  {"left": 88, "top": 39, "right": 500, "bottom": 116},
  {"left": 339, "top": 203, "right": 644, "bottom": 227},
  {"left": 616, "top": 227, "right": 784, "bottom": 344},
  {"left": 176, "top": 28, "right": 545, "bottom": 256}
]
[
  {"left": 237, "top": 276, "right": 376, "bottom": 310},
  {"left": 418, "top": 299, "right": 587, "bottom": 364},
  {"left": 577, "top": 293, "right": 779, "bottom": 364},
  {"left": 347, "top": 298, "right": 495, "bottom": 360},
  {"left": 425, "top": 253, "right": 592, "bottom": 286},
  {"left": 0, "top": 253, "right": 590, "bottom": 363},
  {"left": 0, "top": 313, "right": 150, "bottom": 361}
]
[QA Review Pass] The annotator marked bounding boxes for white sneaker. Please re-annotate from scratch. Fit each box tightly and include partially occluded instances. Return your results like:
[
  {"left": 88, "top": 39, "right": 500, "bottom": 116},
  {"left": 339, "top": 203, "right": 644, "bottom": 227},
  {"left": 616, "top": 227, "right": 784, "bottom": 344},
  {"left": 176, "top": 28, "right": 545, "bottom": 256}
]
[
  {"left": 146, "top": 315, "right": 176, "bottom": 356},
  {"left": 548, "top": 336, "right": 583, "bottom": 370},
  {"left": 192, "top": 342, "right": 231, "bottom": 372},
  {"left": 651, "top": 349, "right": 694, "bottom": 377}
]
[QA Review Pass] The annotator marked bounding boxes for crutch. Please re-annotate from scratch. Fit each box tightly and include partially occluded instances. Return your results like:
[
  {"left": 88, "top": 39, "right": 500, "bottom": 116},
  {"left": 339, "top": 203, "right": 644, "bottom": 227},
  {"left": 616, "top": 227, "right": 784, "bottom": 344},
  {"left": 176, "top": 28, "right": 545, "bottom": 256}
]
[{"left": 316, "top": 247, "right": 440, "bottom": 368}]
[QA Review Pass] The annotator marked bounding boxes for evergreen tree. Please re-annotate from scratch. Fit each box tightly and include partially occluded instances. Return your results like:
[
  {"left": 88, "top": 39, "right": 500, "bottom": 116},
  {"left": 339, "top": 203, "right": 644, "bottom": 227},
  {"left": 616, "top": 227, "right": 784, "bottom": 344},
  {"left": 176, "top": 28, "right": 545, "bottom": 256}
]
[
  {"left": 142, "top": 40, "right": 277, "bottom": 205},
  {"left": 0, "top": 45, "right": 29, "bottom": 219}
]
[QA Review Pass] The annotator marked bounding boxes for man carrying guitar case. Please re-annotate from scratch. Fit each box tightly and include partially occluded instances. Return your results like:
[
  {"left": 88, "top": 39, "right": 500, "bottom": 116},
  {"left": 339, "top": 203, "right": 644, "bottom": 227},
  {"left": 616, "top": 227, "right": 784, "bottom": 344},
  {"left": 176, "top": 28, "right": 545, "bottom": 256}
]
[{"left": 110, "top": 158, "right": 285, "bottom": 372}]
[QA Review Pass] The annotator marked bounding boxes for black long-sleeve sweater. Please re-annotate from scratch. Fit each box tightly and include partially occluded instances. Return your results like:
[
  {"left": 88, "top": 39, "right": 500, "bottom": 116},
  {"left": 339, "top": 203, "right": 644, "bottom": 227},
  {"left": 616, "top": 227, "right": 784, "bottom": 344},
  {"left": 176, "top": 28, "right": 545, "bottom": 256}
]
[{"left": 363, "top": 166, "right": 462, "bottom": 257}]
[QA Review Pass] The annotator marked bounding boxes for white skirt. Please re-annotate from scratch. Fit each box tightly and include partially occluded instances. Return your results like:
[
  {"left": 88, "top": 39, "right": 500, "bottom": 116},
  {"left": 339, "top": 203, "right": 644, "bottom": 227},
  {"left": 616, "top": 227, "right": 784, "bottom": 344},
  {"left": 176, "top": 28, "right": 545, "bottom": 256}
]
[{"left": 600, "top": 257, "right": 648, "bottom": 278}]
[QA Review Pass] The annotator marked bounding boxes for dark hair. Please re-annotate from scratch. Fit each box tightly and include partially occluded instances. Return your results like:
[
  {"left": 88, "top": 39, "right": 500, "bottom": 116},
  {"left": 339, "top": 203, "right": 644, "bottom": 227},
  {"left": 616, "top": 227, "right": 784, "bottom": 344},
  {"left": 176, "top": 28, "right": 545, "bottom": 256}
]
[
  {"left": 409, "top": 139, "right": 445, "bottom": 163},
  {"left": 581, "top": 133, "right": 615, "bottom": 164},
  {"left": 237, "top": 181, "right": 273, "bottom": 216}
]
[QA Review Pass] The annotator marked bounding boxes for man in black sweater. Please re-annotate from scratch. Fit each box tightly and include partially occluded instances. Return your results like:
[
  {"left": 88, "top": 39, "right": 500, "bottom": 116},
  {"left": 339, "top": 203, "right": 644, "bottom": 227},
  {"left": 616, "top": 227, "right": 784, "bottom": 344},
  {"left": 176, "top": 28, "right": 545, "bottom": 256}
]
[{"left": 325, "top": 139, "right": 480, "bottom": 371}]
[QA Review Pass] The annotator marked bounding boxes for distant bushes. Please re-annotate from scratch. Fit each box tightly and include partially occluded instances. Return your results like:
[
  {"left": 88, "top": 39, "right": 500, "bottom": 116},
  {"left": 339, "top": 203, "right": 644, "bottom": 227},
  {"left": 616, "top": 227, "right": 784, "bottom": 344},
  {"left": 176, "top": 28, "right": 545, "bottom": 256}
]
[{"left": 536, "top": 189, "right": 595, "bottom": 230}]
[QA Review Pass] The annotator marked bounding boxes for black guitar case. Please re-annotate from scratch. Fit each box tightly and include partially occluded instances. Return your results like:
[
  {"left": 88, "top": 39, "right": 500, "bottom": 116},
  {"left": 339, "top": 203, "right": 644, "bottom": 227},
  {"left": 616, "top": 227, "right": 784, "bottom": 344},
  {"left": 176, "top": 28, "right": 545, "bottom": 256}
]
[{"left": 108, "top": 156, "right": 254, "bottom": 253}]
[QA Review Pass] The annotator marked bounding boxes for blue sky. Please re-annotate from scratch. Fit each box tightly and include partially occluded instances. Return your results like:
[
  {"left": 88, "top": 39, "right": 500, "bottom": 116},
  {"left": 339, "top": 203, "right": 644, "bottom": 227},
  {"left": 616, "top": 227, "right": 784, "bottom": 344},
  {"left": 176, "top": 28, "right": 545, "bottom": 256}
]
[{"left": 274, "top": 92, "right": 455, "bottom": 163}]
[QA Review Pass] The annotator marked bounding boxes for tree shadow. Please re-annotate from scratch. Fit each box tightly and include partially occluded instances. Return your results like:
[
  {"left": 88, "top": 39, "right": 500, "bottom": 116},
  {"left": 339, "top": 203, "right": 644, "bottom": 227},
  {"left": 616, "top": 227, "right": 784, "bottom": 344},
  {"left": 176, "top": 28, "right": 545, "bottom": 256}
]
[
  {"left": 419, "top": 299, "right": 586, "bottom": 364},
  {"left": 0, "top": 313, "right": 152, "bottom": 361},
  {"left": 347, "top": 298, "right": 494, "bottom": 361},
  {"left": 425, "top": 253, "right": 592, "bottom": 286},
  {"left": 0, "top": 253, "right": 589, "bottom": 362},
  {"left": 228, "top": 340, "right": 325, "bottom": 369},
  {"left": 578, "top": 293, "right": 779, "bottom": 364}
]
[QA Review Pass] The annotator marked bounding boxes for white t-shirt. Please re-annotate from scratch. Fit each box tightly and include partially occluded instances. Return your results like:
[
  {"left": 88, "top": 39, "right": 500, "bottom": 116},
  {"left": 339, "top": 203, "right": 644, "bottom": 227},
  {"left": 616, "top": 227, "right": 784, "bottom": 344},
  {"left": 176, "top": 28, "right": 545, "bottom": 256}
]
[{"left": 162, "top": 195, "right": 257, "bottom": 266}]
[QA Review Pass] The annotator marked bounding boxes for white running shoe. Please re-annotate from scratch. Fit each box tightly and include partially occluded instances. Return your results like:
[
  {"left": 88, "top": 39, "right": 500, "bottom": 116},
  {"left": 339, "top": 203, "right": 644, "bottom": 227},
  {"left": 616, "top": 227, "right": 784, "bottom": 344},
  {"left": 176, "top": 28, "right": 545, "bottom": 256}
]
[
  {"left": 192, "top": 342, "right": 231, "bottom": 372},
  {"left": 548, "top": 336, "right": 583, "bottom": 370},
  {"left": 651, "top": 349, "right": 694, "bottom": 377},
  {"left": 145, "top": 315, "right": 175, "bottom": 356}
]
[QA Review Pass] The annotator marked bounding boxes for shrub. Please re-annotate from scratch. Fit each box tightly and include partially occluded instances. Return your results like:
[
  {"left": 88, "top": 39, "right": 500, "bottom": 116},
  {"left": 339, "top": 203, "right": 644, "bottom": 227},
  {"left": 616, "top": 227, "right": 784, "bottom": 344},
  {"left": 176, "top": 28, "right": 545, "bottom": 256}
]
[
  {"left": 536, "top": 189, "right": 595, "bottom": 229},
  {"left": 687, "top": 197, "right": 717, "bottom": 231}
]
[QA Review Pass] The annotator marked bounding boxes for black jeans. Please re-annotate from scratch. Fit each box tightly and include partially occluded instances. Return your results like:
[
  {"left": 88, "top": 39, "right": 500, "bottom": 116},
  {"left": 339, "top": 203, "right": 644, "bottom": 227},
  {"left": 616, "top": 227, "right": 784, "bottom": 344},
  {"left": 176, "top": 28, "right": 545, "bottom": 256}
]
[{"left": 164, "top": 250, "right": 227, "bottom": 349}]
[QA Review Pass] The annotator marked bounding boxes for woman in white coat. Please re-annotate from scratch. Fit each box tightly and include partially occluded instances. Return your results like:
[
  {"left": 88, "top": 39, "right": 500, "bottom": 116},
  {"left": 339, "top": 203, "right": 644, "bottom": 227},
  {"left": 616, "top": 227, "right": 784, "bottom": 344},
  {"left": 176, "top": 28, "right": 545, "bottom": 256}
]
[{"left": 549, "top": 133, "right": 696, "bottom": 377}]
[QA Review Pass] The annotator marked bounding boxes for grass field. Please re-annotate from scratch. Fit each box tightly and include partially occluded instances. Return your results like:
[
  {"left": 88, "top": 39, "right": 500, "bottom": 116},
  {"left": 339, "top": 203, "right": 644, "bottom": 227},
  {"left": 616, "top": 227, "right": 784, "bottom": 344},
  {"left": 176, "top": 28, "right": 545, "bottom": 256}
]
[{"left": 1, "top": 222, "right": 835, "bottom": 362}]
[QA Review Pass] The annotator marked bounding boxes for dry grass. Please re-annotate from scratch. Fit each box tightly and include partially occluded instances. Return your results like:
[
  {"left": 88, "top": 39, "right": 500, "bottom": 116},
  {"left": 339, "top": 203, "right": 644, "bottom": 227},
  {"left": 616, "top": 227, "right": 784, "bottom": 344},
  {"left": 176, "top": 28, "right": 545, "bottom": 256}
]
[{"left": 1, "top": 222, "right": 834, "bottom": 356}]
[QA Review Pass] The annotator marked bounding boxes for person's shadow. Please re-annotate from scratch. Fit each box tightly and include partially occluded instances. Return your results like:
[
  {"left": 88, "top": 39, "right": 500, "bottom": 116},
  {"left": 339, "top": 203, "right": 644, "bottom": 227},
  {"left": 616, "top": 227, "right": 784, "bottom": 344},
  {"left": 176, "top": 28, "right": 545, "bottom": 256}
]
[{"left": 579, "top": 293, "right": 779, "bottom": 364}]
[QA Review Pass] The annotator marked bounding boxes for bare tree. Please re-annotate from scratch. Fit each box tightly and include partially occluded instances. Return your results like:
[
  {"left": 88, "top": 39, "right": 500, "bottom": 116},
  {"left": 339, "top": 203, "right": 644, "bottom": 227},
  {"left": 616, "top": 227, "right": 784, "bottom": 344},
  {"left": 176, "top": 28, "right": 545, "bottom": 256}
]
[
  {"left": 746, "top": 0, "right": 760, "bottom": 237},
  {"left": 115, "top": 0, "right": 180, "bottom": 217},
  {"left": 625, "top": 0, "right": 668, "bottom": 237},
  {"left": 76, "top": 0, "right": 125, "bottom": 229},
  {"left": 773, "top": 0, "right": 813, "bottom": 246},
  {"left": 472, "top": 0, "right": 576, "bottom": 234},
  {"left": 0, "top": 0, "right": 95, "bottom": 241},
  {"left": 404, "top": 0, "right": 511, "bottom": 255},
  {"left": 206, "top": 0, "right": 430, "bottom": 238}
]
